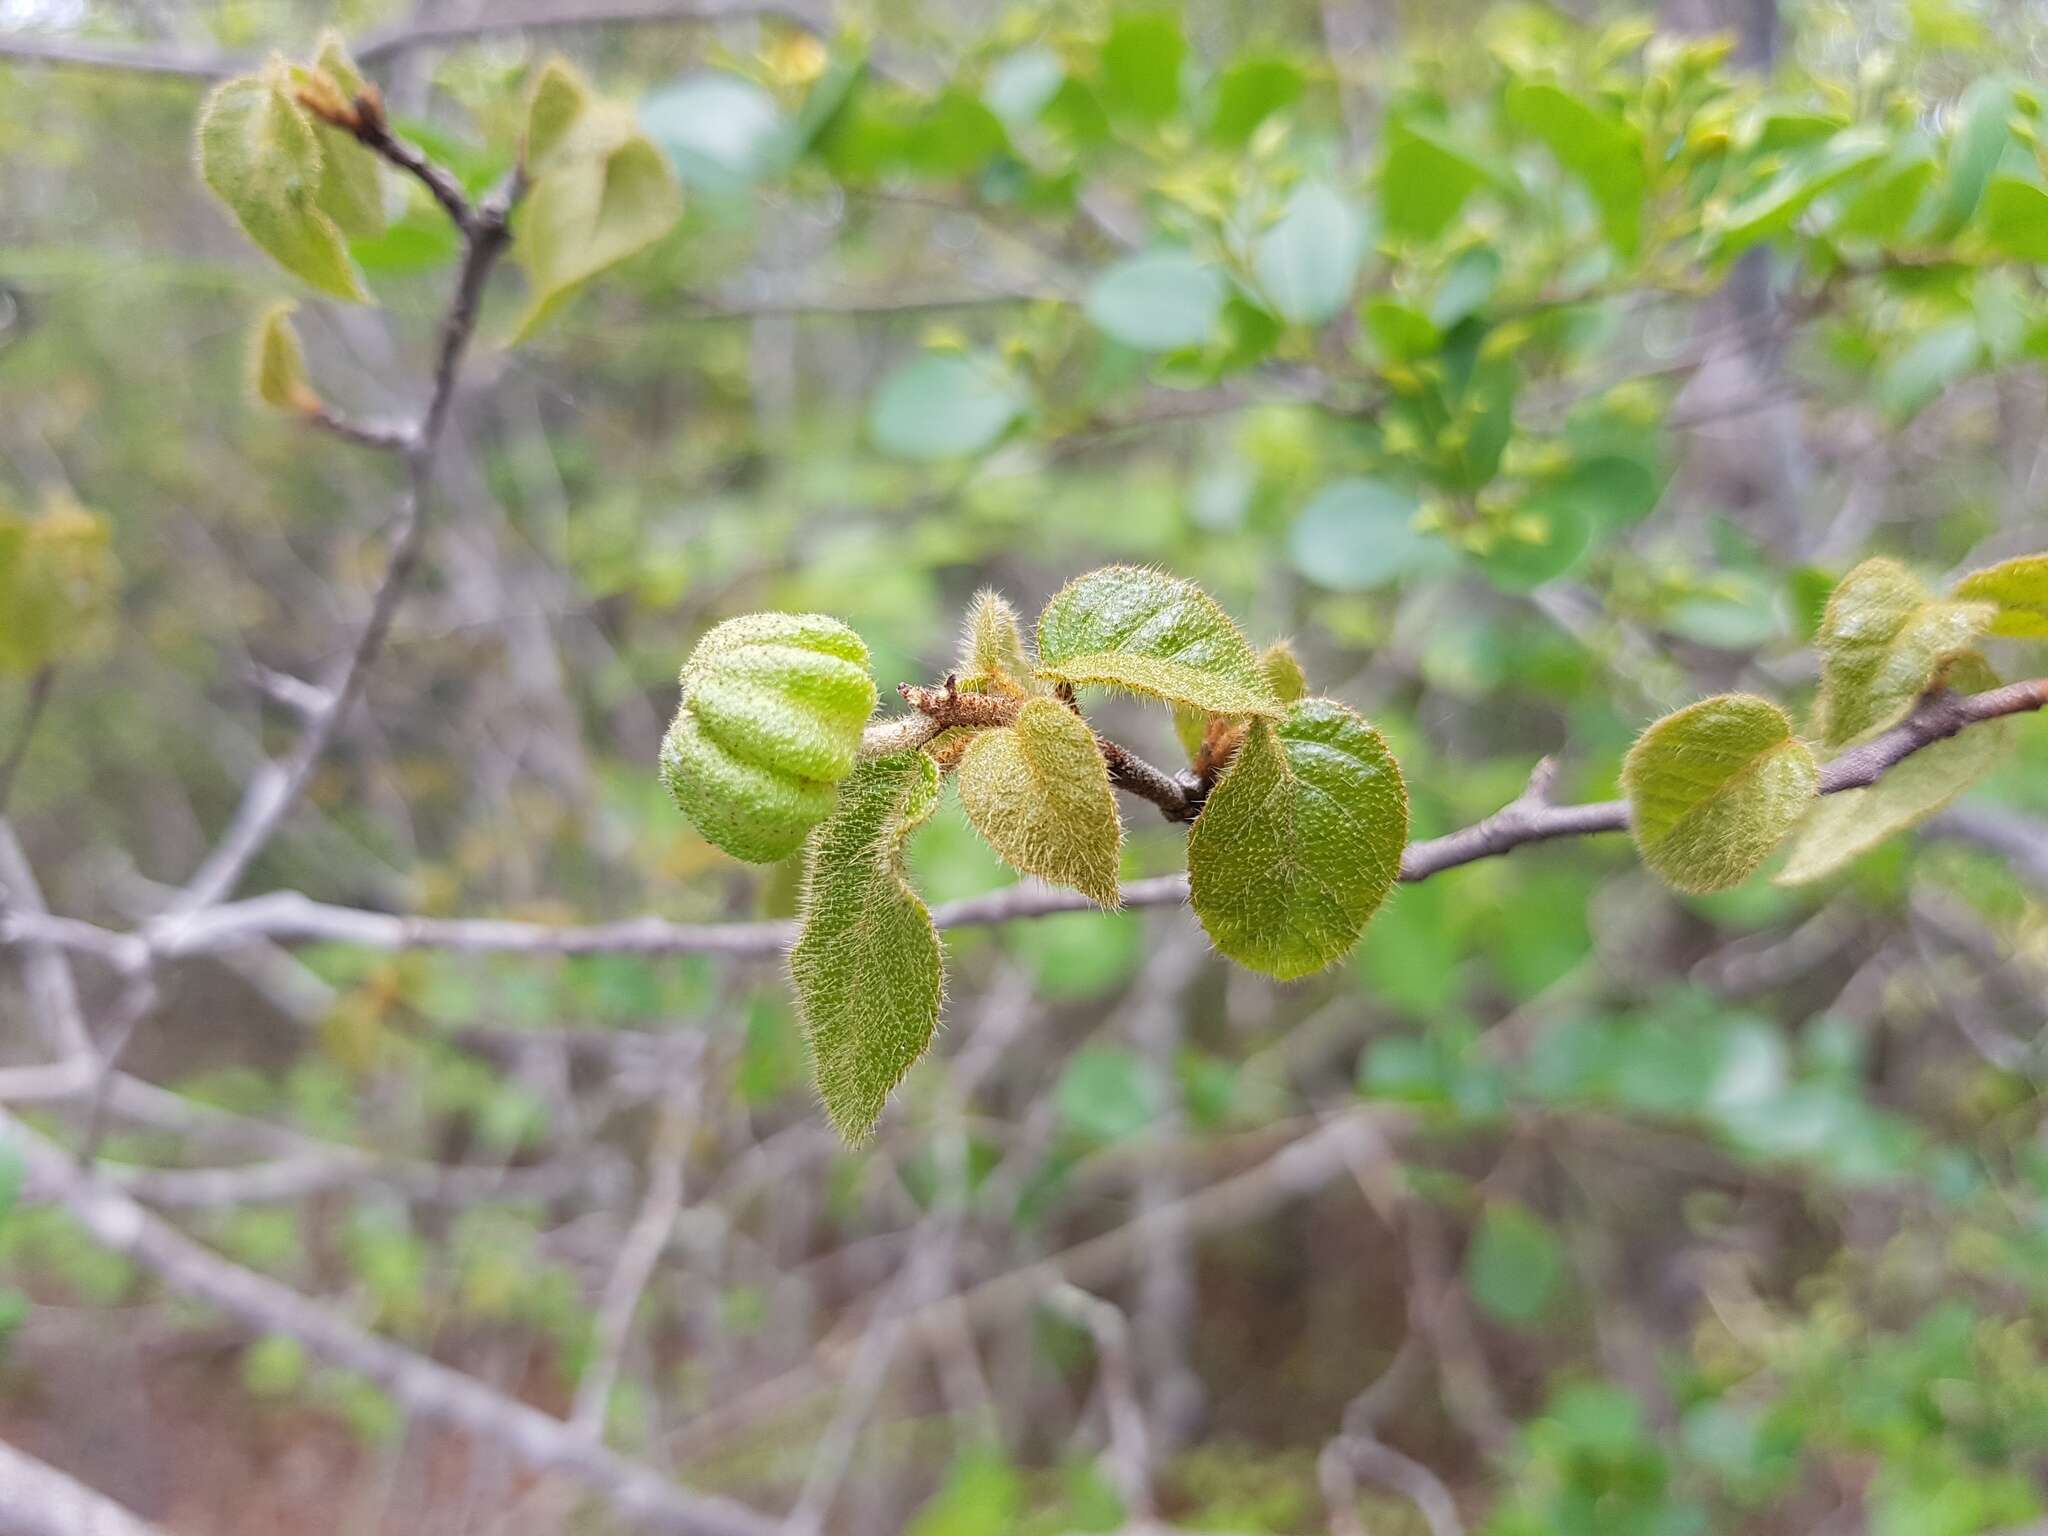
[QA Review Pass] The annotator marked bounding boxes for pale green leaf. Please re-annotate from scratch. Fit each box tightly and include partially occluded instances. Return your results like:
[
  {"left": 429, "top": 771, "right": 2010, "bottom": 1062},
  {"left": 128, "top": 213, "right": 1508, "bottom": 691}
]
[
  {"left": 1253, "top": 180, "right": 1366, "bottom": 326},
  {"left": 525, "top": 57, "right": 594, "bottom": 170},
  {"left": 0, "top": 495, "right": 118, "bottom": 675},
  {"left": 301, "top": 33, "right": 385, "bottom": 240},
  {"left": 640, "top": 73, "right": 787, "bottom": 194},
  {"left": 1466, "top": 1202, "right": 1565, "bottom": 1326},
  {"left": 1953, "top": 552, "right": 2048, "bottom": 638},
  {"left": 1187, "top": 698, "right": 1408, "bottom": 979},
  {"left": 1779, "top": 655, "right": 2011, "bottom": 884},
  {"left": 660, "top": 612, "right": 877, "bottom": 862},
  {"left": 511, "top": 120, "right": 682, "bottom": 340},
  {"left": 197, "top": 65, "right": 369, "bottom": 302},
  {"left": 1035, "top": 566, "right": 1280, "bottom": 717},
  {"left": 1289, "top": 478, "right": 1450, "bottom": 591},
  {"left": 1623, "top": 694, "right": 1819, "bottom": 895},
  {"left": 1260, "top": 639, "right": 1308, "bottom": 704},
  {"left": 956, "top": 589, "right": 1036, "bottom": 693},
  {"left": 868, "top": 353, "right": 1025, "bottom": 460},
  {"left": 1815, "top": 558, "right": 1993, "bottom": 746},
  {"left": 1504, "top": 82, "right": 1644, "bottom": 255},
  {"left": 249, "top": 300, "right": 319, "bottom": 413},
  {"left": 790, "top": 751, "right": 944, "bottom": 1142},
  {"left": 1879, "top": 322, "right": 1983, "bottom": 421},
  {"left": 957, "top": 698, "right": 1122, "bottom": 907},
  {"left": 1085, "top": 251, "right": 1225, "bottom": 352}
]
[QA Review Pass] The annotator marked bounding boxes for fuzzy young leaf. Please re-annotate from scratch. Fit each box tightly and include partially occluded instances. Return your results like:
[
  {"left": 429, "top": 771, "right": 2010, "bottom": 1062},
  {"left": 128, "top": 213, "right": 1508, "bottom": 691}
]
[
  {"left": 511, "top": 59, "right": 683, "bottom": 340},
  {"left": 1187, "top": 698, "right": 1408, "bottom": 980},
  {"left": 249, "top": 301, "right": 320, "bottom": 413},
  {"left": 1814, "top": 558, "right": 1992, "bottom": 747},
  {"left": 1260, "top": 640, "right": 1308, "bottom": 704},
  {"left": 957, "top": 698, "right": 1122, "bottom": 907},
  {"left": 1623, "top": 694, "right": 1818, "bottom": 895},
  {"left": 957, "top": 589, "right": 1035, "bottom": 694},
  {"left": 1779, "top": 655, "right": 2011, "bottom": 885},
  {"left": 197, "top": 63, "right": 369, "bottom": 302},
  {"left": 1036, "top": 566, "right": 1280, "bottom": 717},
  {"left": 295, "top": 33, "right": 385, "bottom": 240},
  {"left": 790, "top": 751, "right": 944, "bottom": 1142},
  {"left": 0, "top": 496, "right": 117, "bottom": 675},
  {"left": 1953, "top": 553, "right": 2048, "bottom": 639},
  {"left": 660, "top": 613, "right": 877, "bottom": 863}
]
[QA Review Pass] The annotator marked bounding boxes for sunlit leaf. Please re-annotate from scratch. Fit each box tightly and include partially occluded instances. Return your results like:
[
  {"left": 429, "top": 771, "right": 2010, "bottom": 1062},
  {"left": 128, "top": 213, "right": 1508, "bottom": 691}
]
[
  {"left": 957, "top": 589, "right": 1036, "bottom": 693},
  {"left": 1035, "top": 565, "right": 1280, "bottom": 716},
  {"left": 1953, "top": 552, "right": 2048, "bottom": 638},
  {"left": 1187, "top": 698, "right": 1408, "bottom": 979},
  {"left": 1814, "top": 557, "right": 1992, "bottom": 746}
]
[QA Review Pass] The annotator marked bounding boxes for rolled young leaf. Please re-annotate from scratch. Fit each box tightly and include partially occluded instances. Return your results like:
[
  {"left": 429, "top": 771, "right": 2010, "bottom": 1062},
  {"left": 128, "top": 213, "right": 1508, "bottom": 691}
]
[
  {"left": 1036, "top": 565, "right": 1281, "bottom": 717},
  {"left": 1953, "top": 552, "right": 2048, "bottom": 639},
  {"left": 293, "top": 33, "right": 386, "bottom": 240},
  {"left": 1814, "top": 557, "right": 1992, "bottom": 747},
  {"left": 957, "top": 589, "right": 1036, "bottom": 695},
  {"left": 1778, "top": 654, "right": 2011, "bottom": 884},
  {"left": 1187, "top": 697, "right": 1408, "bottom": 980},
  {"left": 957, "top": 697, "right": 1123, "bottom": 907},
  {"left": 790, "top": 751, "right": 944, "bottom": 1142},
  {"left": 249, "top": 301, "right": 320, "bottom": 413},
  {"left": 660, "top": 613, "right": 877, "bottom": 862},
  {"left": 1623, "top": 694, "right": 1818, "bottom": 894}
]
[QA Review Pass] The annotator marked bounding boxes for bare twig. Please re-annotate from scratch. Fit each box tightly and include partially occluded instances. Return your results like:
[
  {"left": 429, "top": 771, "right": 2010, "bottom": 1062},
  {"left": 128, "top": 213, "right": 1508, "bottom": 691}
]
[
  {"left": 1045, "top": 1285, "right": 1156, "bottom": 1522},
  {"left": 0, "top": 1108, "right": 778, "bottom": 1536},
  {"left": 0, "top": 1435, "right": 164, "bottom": 1536}
]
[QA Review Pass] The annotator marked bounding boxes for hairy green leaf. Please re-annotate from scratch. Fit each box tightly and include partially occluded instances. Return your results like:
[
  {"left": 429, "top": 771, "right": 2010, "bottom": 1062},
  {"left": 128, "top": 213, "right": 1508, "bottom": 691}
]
[
  {"left": 1260, "top": 640, "right": 1308, "bottom": 704},
  {"left": 957, "top": 589, "right": 1035, "bottom": 693},
  {"left": 790, "top": 751, "right": 944, "bottom": 1142},
  {"left": 957, "top": 698, "right": 1122, "bottom": 907},
  {"left": 1953, "top": 552, "right": 2048, "bottom": 638},
  {"left": 1623, "top": 694, "right": 1818, "bottom": 894},
  {"left": 197, "top": 64, "right": 369, "bottom": 302},
  {"left": 1779, "top": 655, "right": 2010, "bottom": 885},
  {"left": 249, "top": 301, "right": 319, "bottom": 413},
  {"left": 1187, "top": 698, "right": 1408, "bottom": 979},
  {"left": 511, "top": 59, "right": 682, "bottom": 340},
  {"left": 660, "top": 612, "right": 877, "bottom": 862},
  {"left": 1035, "top": 566, "right": 1280, "bottom": 717},
  {"left": 1815, "top": 558, "right": 1993, "bottom": 746},
  {"left": 298, "top": 33, "right": 385, "bottom": 240}
]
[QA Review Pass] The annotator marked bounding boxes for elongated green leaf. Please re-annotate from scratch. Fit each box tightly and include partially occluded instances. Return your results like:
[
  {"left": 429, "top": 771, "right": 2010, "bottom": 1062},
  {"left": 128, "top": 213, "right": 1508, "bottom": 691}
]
[
  {"left": 1085, "top": 251, "right": 1224, "bottom": 351},
  {"left": 790, "top": 752, "right": 944, "bottom": 1142},
  {"left": 1036, "top": 566, "right": 1280, "bottom": 716},
  {"left": 957, "top": 589, "right": 1036, "bottom": 693},
  {"left": 1623, "top": 694, "right": 1818, "bottom": 894},
  {"left": 511, "top": 60, "right": 683, "bottom": 340},
  {"left": 957, "top": 698, "right": 1122, "bottom": 907},
  {"left": 197, "top": 64, "right": 369, "bottom": 302},
  {"left": 1981, "top": 177, "right": 2048, "bottom": 262},
  {"left": 1815, "top": 558, "right": 1993, "bottom": 746},
  {"left": 249, "top": 301, "right": 319, "bottom": 413},
  {"left": 1504, "top": 82, "right": 1644, "bottom": 255},
  {"left": 1253, "top": 181, "right": 1366, "bottom": 325},
  {"left": 660, "top": 612, "right": 877, "bottom": 862},
  {"left": 1953, "top": 552, "right": 2048, "bottom": 638},
  {"left": 1779, "top": 655, "right": 2010, "bottom": 885},
  {"left": 1187, "top": 698, "right": 1408, "bottom": 979},
  {"left": 1933, "top": 76, "right": 2011, "bottom": 236},
  {"left": 1711, "top": 128, "right": 1888, "bottom": 256}
]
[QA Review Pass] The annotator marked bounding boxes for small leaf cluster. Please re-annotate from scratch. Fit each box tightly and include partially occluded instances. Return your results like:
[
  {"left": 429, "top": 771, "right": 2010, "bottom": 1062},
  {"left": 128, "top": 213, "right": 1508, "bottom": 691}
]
[
  {"left": 1623, "top": 549, "right": 2046, "bottom": 894},
  {"left": 661, "top": 568, "right": 1409, "bottom": 1140}
]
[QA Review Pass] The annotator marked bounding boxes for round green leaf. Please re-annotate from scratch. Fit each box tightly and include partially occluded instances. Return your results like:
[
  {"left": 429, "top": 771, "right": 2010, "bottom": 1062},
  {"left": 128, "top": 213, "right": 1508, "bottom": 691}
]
[
  {"left": 957, "top": 698, "right": 1123, "bottom": 908},
  {"left": 640, "top": 74, "right": 787, "bottom": 193},
  {"left": 790, "top": 752, "right": 944, "bottom": 1143},
  {"left": 1253, "top": 181, "right": 1366, "bottom": 326},
  {"left": 1188, "top": 698, "right": 1409, "bottom": 980},
  {"left": 660, "top": 612, "right": 877, "bottom": 863},
  {"left": 868, "top": 353, "right": 1026, "bottom": 461},
  {"left": 1815, "top": 557, "right": 1993, "bottom": 747},
  {"left": 1084, "top": 251, "right": 1225, "bottom": 352},
  {"left": 1035, "top": 565, "right": 1279, "bottom": 716},
  {"left": 1622, "top": 694, "right": 1819, "bottom": 895},
  {"left": 1289, "top": 478, "right": 1448, "bottom": 591}
]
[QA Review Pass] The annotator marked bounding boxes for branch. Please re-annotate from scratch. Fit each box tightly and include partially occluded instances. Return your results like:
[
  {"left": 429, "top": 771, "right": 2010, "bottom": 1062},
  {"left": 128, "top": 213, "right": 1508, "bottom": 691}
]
[
  {"left": 0, "top": 1108, "right": 777, "bottom": 1536},
  {"left": 0, "top": 1437, "right": 164, "bottom": 1536},
  {"left": 0, "top": 665, "right": 56, "bottom": 816}
]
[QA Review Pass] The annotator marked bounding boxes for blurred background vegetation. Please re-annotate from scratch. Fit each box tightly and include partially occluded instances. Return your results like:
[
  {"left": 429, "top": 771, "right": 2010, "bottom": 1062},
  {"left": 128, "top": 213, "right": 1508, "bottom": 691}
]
[{"left": 4, "top": 0, "right": 2048, "bottom": 1531}]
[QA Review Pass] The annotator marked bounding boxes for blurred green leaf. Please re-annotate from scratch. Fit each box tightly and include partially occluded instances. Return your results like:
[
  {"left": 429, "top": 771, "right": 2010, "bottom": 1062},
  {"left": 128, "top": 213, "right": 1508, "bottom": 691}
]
[
  {"left": 1085, "top": 250, "right": 1225, "bottom": 351},
  {"left": 868, "top": 353, "right": 1026, "bottom": 460}
]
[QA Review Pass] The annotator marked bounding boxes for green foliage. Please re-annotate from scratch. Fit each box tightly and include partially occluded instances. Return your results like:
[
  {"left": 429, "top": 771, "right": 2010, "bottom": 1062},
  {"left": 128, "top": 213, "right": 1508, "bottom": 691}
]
[
  {"left": 196, "top": 60, "right": 371, "bottom": 301},
  {"left": 789, "top": 751, "right": 944, "bottom": 1142},
  {"left": 1252, "top": 181, "right": 1367, "bottom": 326},
  {"left": 1085, "top": 250, "right": 1225, "bottom": 352},
  {"left": 957, "top": 698, "right": 1122, "bottom": 908},
  {"left": 1187, "top": 698, "right": 1408, "bottom": 980},
  {"left": 1035, "top": 566, "right": 1280, "bottom": 716},
  {"left": 1814, "top": 558, "right": 1992, "bottom": 748},
  {"left": 1623, "top": 695, "right": 1818, "bottom": 895},
  {"left": 868, "top": 353, "right": 1026, "bottom": 461},
  {"left": 510, "top": 58, "right": 683, "bottom": 340},
  {"left": 956, "top": 590, "right": 1037, "bottom": 695},
  {"left": 1954, "top": 553, "right": 2048, "bottom": 638},
  {"left": 249, "top": 300, "right": 318, "bottom": 413},
  {"left": 0, "top": 495, "right": 117, "bottom": 675},
  {"left": 660, "top": 612, "right": 876, "bottom": 863},
  {"left": 1467, "top": 1200, "right": 1567, "bottom": 1326}
]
